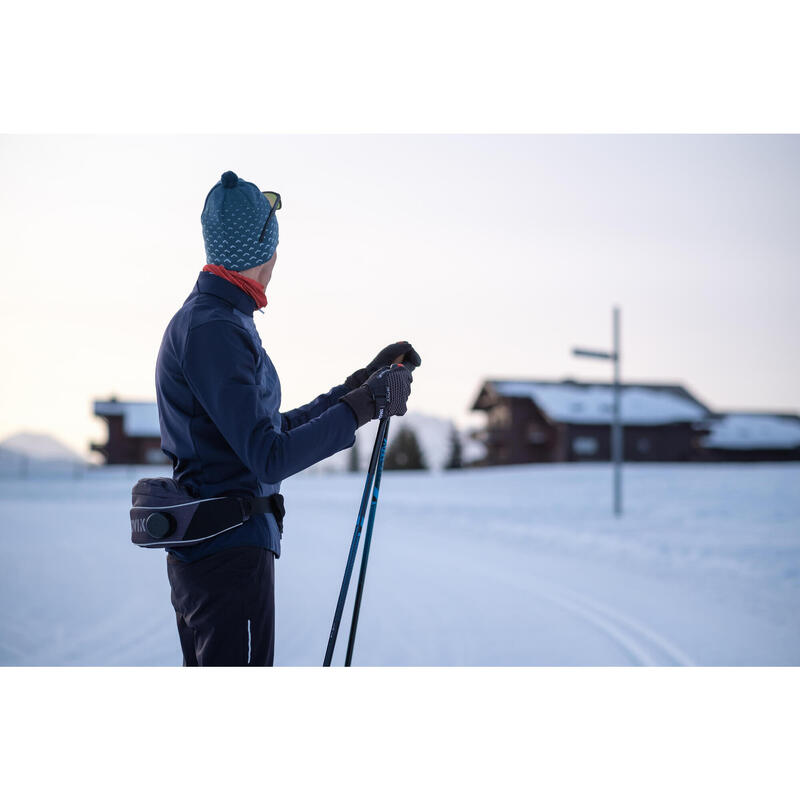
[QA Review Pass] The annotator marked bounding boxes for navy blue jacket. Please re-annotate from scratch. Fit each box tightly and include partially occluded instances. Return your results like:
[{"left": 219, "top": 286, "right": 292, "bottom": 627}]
[{"left": 155, "top": 271, "right": 358, "bottom": 562}]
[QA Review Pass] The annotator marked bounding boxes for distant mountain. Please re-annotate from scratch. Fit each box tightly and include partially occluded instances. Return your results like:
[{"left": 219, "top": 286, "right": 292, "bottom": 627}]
[
  {"left": 0, "top": 432, "right": 86, "bottom": 463},
  {"left": 307, "top": 411, "right": 486, "bottom": 473}
]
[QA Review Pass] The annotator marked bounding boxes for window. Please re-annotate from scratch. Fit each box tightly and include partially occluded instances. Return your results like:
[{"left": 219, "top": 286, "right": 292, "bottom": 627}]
[
  {"left": 637, "top": 437, "right": 651, "bottom": 454},
  {"left": 572, "top": 436, "right": 598, "bottom": 456},
  {"left": 528, "top": 427, "right": 548, "bottom": 445}
]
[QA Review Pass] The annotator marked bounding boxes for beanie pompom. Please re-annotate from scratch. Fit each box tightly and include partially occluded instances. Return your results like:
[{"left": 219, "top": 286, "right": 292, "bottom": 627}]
[{"left": 220, "top": 171, "right": 238, "bottom": 188}]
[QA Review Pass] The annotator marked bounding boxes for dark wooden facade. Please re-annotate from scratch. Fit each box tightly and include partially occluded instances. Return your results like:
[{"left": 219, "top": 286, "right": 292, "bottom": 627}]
[
  {"left": 560, "top": 422, "right": 704, "bottom": 463},
  {"left": 91, "top": 399, "right": 170, "bottom": 466},
  {"left": 702, "top": 445, "right": 800, "bottom": 462},
  {"left": 472, "top": 380, "right": 712, "bottom": 466},
  {"left": 477, "top": 396, "right": 557, "bottom": 464}
]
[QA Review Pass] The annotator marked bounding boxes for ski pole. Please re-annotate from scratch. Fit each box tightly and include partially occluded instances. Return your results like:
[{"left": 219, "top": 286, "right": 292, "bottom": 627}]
[
  {"left": 323, "top": 415, "right": 390, "bottom": 666},
  {"left": 344, "top": 418, "right": 390, "bottom": 666}
]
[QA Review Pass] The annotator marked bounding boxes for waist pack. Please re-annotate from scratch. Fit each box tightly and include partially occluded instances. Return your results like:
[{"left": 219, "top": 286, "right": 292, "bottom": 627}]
[{"left": 130, "top": 477, "right": 285, "bottom": 549}]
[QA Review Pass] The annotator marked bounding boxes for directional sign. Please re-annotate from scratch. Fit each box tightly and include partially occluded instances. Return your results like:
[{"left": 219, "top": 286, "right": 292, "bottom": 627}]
[{"left": 572, "top": 348, "right": 614, "bottom": 360}]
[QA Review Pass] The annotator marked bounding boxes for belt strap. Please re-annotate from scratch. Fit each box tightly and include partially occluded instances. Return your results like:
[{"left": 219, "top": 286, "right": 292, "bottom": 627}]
[{"left": 240, "top": 493, "right": 285, "bottom": 532}]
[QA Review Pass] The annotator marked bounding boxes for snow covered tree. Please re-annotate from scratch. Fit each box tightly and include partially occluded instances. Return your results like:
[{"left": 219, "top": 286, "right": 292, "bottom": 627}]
[
  {"left": 384, "top": 427, "right": 427, "bottom": 471},
  {"left": 445, "top": 423, "right": 463, "bottom": 469}
]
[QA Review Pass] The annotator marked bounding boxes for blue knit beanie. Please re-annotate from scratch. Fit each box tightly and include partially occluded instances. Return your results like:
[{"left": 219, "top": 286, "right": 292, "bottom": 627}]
[{"left": 201, "top": 171, "right": 279, "bottom": 271}]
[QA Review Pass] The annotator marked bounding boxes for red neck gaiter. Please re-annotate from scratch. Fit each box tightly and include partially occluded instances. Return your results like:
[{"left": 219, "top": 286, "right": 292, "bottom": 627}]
[{"left": 202, "top": 264, "right": 267, "bottom": 310}]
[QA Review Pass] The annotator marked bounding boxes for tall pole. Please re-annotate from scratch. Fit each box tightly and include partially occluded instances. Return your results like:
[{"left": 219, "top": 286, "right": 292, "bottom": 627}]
[
  {"left": 611, "top": 306, "right": 622, "bottom": 517},
  {"left": 572, "top": 306, "right": 624, "bottom": 517}
]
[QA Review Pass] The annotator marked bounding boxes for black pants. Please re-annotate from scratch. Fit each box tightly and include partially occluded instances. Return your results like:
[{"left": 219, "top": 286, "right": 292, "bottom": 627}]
[{"left": 167, "top": 546, "right": 275, "bottom": 666}]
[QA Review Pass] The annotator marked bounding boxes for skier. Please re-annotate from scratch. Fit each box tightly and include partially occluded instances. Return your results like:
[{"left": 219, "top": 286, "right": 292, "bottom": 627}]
[{"left": 155, "top": 171, "right": 421, "bottom": 666}]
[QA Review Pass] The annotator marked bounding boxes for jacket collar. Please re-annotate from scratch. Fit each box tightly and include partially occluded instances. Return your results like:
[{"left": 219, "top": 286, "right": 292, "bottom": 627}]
[{"left": 192, "top": 271, "right": 256, "bottom": 316}]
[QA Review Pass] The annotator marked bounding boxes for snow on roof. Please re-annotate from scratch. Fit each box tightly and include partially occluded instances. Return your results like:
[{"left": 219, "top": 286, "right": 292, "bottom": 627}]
[
  {"left": 94, "top": 401, "right": 161, "bottom": 437},
  {"left": 490, "top": 381, "right": 708, "bottom": 425},
  {"left": 703, "top": 414, "right": 800, "bottom": 450}
]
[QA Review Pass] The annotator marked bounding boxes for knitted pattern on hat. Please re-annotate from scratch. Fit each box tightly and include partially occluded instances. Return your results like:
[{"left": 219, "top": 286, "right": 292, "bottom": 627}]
[{"left": 201, "top": 171, "right": 279, "bottom": 271}]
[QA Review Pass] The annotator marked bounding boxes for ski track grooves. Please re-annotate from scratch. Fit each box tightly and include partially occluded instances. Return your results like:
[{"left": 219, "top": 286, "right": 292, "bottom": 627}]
[{"left": 533, "top": 582, "right": 696, "bottom": 666}]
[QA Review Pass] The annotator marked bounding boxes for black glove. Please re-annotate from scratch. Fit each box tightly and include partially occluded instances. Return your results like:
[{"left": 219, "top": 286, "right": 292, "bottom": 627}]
[
  {"left": 343, "top": 341, "right": 422, "bottom": 390},
  {"left": 340, "top": 364, "right": 413, "bottom": 427}
]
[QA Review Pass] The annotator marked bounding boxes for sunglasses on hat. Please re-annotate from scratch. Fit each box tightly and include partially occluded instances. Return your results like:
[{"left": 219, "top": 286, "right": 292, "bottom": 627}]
[{"left": 258, "top": 191, "right": 282, "bottom": 243}]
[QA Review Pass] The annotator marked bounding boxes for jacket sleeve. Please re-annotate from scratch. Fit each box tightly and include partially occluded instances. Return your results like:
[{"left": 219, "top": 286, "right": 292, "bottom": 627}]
[
  {"left": 281, "top": 385, "right": 350, "bottom": 432},
  {"left": 182, "top": 320, "right": 357, "bottom": 483}
]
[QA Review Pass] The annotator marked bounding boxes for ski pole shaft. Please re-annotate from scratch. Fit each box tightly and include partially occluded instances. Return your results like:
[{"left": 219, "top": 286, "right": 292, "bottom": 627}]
[
  {"left": 323, "top": 415, "right": 390, "bottom": 666},
  {"left": 344, "top": 418, "right": 390, "bottom": 666}
]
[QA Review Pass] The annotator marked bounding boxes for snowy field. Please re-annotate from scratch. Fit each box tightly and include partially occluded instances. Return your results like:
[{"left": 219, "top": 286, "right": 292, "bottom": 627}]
[{"left": 0, "top": 461, "right": 798, "bottom": 666}]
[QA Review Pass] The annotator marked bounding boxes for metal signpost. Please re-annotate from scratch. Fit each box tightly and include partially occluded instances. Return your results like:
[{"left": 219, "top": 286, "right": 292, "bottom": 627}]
[{"left": 572, "top": 306, "right": 623, "bottom": 516}]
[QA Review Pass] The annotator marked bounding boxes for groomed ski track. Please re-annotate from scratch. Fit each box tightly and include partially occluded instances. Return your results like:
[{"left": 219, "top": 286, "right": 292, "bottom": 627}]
[{"left": 0, "top": 462, "right": 798, "bottom": 666}]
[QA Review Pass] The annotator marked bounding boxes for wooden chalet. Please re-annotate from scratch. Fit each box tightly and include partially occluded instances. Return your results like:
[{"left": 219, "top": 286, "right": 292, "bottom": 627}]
[
  {"left": 471, "top": 379, "right": 713, "bottom": 465},
  {"left": 91, "top": 398, "right": 169, "bottom": 465}
]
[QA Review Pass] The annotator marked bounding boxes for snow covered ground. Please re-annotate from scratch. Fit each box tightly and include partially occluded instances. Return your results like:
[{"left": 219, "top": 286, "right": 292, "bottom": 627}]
[{"left": 0, "top": 460, "right": 798, "bottom": 666}]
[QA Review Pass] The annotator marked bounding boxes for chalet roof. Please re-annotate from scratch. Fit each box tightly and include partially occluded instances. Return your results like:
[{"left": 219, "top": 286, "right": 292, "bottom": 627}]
[
  {"left": 94, "top": 400, "right": 160, "bottom": 437},
  {"left": 702, "top": 412, "right": 800, "bottom": 450},
  {"left": 472, "top": 379, "right": 711, "bottom": 426}
]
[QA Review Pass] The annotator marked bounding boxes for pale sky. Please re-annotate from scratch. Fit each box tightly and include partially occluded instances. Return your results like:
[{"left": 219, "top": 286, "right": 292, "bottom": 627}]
[{"left": 1, "top": 135, "right": 798, "bottom": 457}]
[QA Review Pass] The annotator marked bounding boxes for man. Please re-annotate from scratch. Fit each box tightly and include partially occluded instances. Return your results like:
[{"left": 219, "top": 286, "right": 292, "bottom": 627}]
[{"left": 155, "top": 170, "right": 420, "bottom": 666}]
